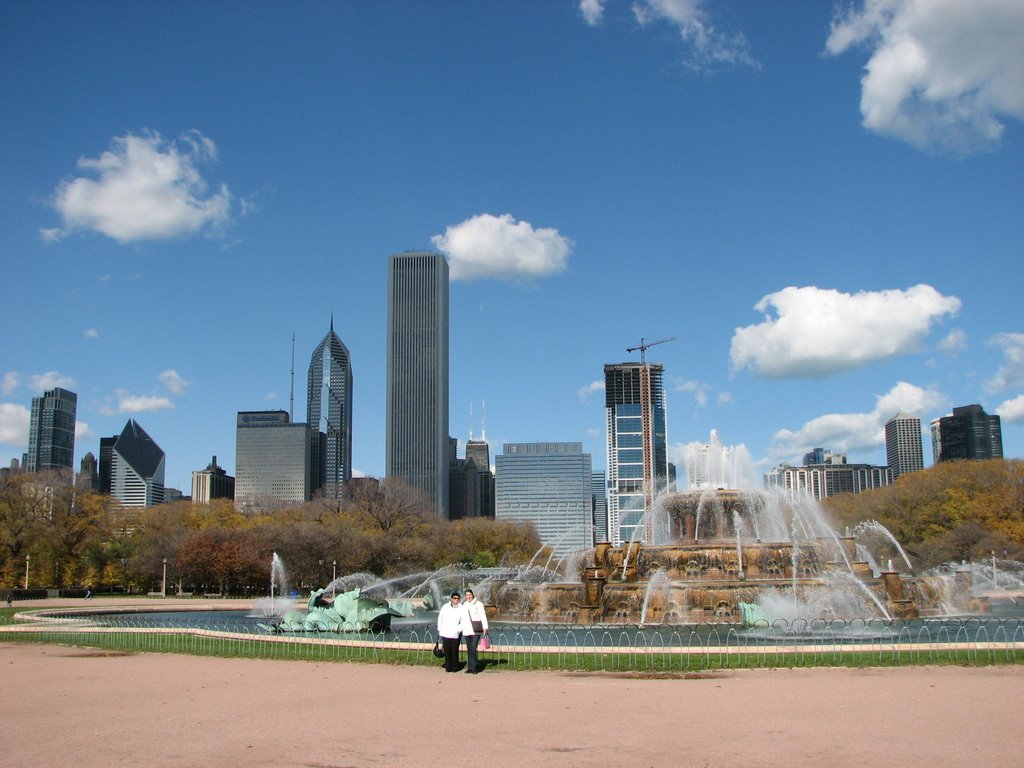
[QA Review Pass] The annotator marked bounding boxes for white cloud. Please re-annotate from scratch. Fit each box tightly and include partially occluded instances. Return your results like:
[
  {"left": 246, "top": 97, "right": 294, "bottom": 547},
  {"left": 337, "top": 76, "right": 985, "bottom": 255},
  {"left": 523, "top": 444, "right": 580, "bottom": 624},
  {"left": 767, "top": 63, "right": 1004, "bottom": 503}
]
[
  {"left": 996, "top": 394, "right": 1024, "bottom": 424},
  {"left": 632, "top": 0, "right": 758, "bottom": 72},
  {"left": 0, "top": 403, "right": 30, "bottom": 446},
  {"left": 75, "top": 421, "right": 93, "bottom": 443},
  {"left": 986, "top": 332, "right": 1024, "bottom": 393},
  {"left": 730, "top": 284, "right": 960, "bottom": 379},
  {"left": 117, "top": 393, "right": 174, "bottom": 414},
  {"left": 1, "top": 372, "right": 19, "bottom": 397},
  {"left": 826, "top": 0, "right": 1024, "bottom": 154},
  {"left": 433, "top": 213, "right": 572, "bottom": 282},
  {"left": 938, "top": 328, "right": 967, "bottom": 355},
  {"left": 84, "top": 328, "right": 98, "bottom": 339},
  {"left": 769, "top": 381, "right": 945, "bottom": 460},
  {"left": 159, "top": 369, "right": 189, "bottom": 396},
  {"left": 578, "top": 379, "right": 605, "bottom": 402},
  {"left": 580, "top": 0, "right": 605, "bottom": 25},
  {"left": 43, "top": 130, "right": 231, "bottom": 243},
  {"left": 674, "top": 378, "right": 711, "bottom": 407},
  {"left": 28, "top": 371, "right": 76, "bottom": 391}
]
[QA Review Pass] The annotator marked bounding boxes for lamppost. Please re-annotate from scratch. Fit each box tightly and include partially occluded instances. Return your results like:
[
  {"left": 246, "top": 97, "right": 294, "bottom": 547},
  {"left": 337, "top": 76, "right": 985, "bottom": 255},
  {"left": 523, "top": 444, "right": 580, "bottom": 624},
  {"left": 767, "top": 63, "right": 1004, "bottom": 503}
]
[
  {"left": 24, "top": 555, "right": 30, "bottom": 589},
  {"left": 120, "top": 557, "right": 128, "bottom": 594},
  {"left": 332, "top": 560, "right": 337, "bottom": 596},
  {"left": 162, "top": 558, "right": 168, "bottom": 598},
  {"left": 318, "top": 559, "right": 324, "bottom": 588}
]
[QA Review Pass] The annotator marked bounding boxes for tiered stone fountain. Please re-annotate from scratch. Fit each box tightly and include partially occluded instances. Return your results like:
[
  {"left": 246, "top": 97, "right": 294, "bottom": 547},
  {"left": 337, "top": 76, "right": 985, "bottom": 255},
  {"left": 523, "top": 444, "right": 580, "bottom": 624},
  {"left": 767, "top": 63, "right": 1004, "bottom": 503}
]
[{"left": 486, "top": 489, "right": 974, "bottom": 624}]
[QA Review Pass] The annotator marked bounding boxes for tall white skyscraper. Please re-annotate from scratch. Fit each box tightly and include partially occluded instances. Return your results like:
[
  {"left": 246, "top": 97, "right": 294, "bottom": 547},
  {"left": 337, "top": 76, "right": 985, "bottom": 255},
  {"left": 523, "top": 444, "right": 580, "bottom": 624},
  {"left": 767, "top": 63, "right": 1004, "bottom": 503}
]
[
  {"left": 885, "top": 413, "right": 924, "bottom": 478},
  {"left": 386, "top": 252, "right": 449, "bottom": 517}
]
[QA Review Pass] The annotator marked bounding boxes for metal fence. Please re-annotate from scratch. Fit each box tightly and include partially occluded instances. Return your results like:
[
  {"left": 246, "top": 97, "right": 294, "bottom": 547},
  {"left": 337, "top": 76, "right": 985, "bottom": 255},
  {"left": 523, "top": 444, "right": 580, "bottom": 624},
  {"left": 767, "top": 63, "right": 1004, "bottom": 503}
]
[{"left": 2, "top": 613, "right": 1022, "bottom": 671}]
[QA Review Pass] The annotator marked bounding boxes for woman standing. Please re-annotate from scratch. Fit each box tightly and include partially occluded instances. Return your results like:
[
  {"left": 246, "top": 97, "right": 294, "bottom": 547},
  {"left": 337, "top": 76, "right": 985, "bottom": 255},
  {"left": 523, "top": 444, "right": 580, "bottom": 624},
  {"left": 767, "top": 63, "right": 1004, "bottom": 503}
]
[
  {"left": 462, "top": 588, "right": 489, "bottom": 674},
  {"left": 437, "top": 591, "right": 465, "bottom": 672}
]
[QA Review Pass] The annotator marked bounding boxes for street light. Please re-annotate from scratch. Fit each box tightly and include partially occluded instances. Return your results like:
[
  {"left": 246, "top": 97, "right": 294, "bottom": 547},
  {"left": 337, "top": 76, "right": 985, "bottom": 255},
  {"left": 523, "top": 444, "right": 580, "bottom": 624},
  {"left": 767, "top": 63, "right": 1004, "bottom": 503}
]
[
  {"left": 162, "top": 558, "right": 168, "bottom": 598},
  {"left": 24, "top": 555, "right": 29, "bottom": 590},
  {"left": 120, "top": 557, "right": 128, "bottom": 594},
  {"left": 332, "top": 560, "right": 337, "bottom": 596}
]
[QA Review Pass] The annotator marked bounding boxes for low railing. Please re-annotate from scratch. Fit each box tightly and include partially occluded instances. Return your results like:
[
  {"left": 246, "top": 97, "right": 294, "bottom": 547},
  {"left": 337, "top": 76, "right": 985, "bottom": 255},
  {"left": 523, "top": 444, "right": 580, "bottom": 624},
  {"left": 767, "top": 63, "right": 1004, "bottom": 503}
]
[{"left": 2, "top": 613, "right": 1022, "bottom": 671}]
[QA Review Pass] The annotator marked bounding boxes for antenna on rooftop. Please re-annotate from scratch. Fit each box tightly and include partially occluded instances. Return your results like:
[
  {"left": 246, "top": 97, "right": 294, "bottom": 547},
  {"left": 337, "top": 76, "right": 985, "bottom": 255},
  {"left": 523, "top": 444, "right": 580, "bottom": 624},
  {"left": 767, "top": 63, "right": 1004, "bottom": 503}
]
[
  {"left": 468, "top": 401, "right": 474, "bottom": 441},
  {"left": 482, "top": 400, "right": 487, "bottom": 442},
  {"left": 289, "top": 333, "right": 295, "bottom": 421}
]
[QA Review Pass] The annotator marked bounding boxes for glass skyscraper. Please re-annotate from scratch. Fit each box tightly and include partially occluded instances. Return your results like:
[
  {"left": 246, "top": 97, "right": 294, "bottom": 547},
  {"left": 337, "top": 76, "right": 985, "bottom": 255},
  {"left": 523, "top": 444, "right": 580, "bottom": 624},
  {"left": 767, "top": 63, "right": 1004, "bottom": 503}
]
[
  {"left": 931, "top": 404, "right": 1003, "bottom": 463},
  {"left": 235, "top": 410, "right": 312, "bottom": 507},
  {"left": 25, "top": 387, "right": 77, "bottom": 474},
  {"left": 604, "top": 363, "right": 668, "bottom": 545},
  {"left": 386, "top": 252, "right": 449, "bottom": 517},
  {"left": 307, "top": 318, "right": 353, "bottom": 498},
  {"left": 495, "top": 442, "right": 593, "bottom": 556}
]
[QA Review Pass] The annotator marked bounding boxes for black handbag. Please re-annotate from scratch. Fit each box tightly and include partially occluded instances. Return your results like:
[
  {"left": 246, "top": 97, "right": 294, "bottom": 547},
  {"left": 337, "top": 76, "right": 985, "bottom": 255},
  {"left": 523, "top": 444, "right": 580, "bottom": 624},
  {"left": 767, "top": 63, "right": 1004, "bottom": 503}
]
[{"left": 432, "top": 640, "right": 444, "bottom": 658}]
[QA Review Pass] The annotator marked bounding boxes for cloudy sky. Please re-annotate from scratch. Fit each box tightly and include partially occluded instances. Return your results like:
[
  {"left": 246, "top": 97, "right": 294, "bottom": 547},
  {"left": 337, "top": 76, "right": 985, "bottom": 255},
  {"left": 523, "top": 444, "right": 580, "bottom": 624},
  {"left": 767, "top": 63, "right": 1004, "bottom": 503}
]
[{"left": 1, "top": 0, "right": 1021, "bottom": 491}]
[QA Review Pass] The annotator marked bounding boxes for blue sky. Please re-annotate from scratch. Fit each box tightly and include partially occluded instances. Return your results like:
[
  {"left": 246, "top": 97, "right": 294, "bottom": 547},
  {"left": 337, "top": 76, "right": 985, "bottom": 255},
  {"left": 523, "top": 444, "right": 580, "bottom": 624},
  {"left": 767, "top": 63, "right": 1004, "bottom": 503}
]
[{"left": 2, "top": 0, "right": 1022, "bottom": 493}]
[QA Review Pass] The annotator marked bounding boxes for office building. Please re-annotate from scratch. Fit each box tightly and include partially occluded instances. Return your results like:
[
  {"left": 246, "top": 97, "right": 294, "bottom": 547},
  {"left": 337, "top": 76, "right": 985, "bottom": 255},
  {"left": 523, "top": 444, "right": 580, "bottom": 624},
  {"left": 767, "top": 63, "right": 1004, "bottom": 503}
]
[
  {"left": 235, "top": 410, "right": 312, "bottom": 507},
  {"left": 25, "top": 387, "right": 77, "bottom": 475},
  {"left": 192, "top": 455, "right": 235, "bottom": 503},
  {"left": 98, "top": 436, "right": 117, "bottom": 494},
  {"left": 931, "top": 404, "right": 1003, "bottom": 463},
  {"left": 592, "top": 471, "right": 609, "bottom": 543},
  {"left": 78, "top": 451, "right": 99, "bottom": 491},
  {"left": 604, "top": 362, "right": 669, "bottom": 545},
  {"left": 764, "top": 452, "right": 892, "bottom": 500},
  {"left": 466, "top": 438, "right": 495, "bottom": 518},
  {"left": 496, "top": 442, "right": 594, "bottom": 556},
  {"left": 885, "top": 413, "right": 924, "bottom": 478},
  {"left": 386, "top": 251, "right": 449, "bottom": 516},
  {"left": 307, "top": 318, "right": 353, "bottom": 498},
  {"left": 110, "top": 419, "right": 166, "bottom": 507}
]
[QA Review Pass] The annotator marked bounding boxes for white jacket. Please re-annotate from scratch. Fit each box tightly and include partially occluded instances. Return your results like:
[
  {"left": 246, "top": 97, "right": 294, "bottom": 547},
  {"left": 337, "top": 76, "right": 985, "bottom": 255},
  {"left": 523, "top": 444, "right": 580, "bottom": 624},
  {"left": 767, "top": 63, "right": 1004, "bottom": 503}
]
[
  {"left": 437, "top": 600, "right": 467, "bottom": 639},
  {"left": 463, "top": 597, "right": 489, "bottom": 635}
]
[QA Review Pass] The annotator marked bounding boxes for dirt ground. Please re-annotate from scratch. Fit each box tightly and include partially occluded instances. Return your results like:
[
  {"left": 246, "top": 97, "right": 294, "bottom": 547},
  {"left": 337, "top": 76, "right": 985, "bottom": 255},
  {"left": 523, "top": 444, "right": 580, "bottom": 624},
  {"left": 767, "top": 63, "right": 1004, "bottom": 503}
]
[{"left": 2, "top": 600, "right": 1022, "bottom": 767}]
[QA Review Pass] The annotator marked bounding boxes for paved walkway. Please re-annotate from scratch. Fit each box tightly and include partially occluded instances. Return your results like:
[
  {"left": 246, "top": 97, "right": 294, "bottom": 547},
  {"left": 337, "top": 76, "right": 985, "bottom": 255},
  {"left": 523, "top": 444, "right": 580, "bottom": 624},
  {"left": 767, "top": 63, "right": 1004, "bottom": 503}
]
[{"left": 2, "top": 597, "right": 1022, "bottom": 767}]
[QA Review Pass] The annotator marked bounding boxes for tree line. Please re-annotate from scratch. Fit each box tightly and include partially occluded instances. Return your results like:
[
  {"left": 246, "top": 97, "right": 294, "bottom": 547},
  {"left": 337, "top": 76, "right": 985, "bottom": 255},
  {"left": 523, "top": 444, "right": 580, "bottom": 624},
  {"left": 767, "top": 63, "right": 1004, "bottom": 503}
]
[
  {"left": 822, "top": 458, "right": 1024, "bottom": 569},
  {"left": 0, "top": 473, "right": 541, "bottom": 595}
]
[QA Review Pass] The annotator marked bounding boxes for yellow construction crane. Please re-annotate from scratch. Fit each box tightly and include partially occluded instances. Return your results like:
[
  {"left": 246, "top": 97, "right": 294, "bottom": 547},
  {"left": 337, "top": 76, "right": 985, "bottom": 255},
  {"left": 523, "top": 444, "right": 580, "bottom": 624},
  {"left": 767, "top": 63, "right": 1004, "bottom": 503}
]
[{"left": 627, "top": 336, "right": 676, "bottom": 365}]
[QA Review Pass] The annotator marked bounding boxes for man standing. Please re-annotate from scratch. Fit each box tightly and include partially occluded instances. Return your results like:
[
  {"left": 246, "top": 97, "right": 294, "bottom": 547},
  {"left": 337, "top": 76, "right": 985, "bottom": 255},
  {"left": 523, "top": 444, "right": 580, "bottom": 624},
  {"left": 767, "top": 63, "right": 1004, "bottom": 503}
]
[{"left": 437, "top": 591, "right": 465, "bottom": 672}]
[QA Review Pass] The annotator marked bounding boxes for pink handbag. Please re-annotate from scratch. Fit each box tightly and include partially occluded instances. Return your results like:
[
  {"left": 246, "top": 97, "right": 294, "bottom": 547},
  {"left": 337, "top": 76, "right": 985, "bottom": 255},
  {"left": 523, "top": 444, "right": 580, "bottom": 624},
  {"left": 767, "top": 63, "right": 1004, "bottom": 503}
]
[{"left": 478, "top": 634, "right": 491, "bottom": 650}]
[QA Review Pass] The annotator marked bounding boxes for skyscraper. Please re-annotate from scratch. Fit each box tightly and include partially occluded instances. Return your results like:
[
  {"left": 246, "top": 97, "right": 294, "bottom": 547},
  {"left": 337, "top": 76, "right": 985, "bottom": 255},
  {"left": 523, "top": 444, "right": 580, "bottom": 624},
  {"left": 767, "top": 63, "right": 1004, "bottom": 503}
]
[
  {"left": 307, "top": 318, "right": 353, "bottom": 498},
  {"left": 111, "top": 419, "right": 165, "bottom": 507},
  {"left": 25, "top": 387, "right": 77, "bottom": 475},
  {"left": 234, "top": 410, "right": 312, "bottom": 507},
  {"left": 885, "top": 413, "right": 924, "bottom": 478},
  {"left": 931, "top": 404, "right": 1003, "bottom": 463},
  {"left": 192, "top": 455, "right": 235, "bottom": 503},
  {"left": 495, "top": 442, "right": 593, "bottom": 556},
  {"left": 604, "top": 362, "right": 668, "bottom": 545},
  {"left": 592, "top": 471, "right": 609, "bottom": 543},
  {"left": 386, "top": 251, "right": 449, "bottom": 516}
]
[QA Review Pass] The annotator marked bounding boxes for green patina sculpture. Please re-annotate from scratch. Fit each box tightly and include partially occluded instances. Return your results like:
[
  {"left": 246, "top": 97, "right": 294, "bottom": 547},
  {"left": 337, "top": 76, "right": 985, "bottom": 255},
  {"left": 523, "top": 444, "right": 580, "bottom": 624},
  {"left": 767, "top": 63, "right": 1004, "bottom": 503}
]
[{"left": 262, "top": 587, "right": 414, "bottom": 633}]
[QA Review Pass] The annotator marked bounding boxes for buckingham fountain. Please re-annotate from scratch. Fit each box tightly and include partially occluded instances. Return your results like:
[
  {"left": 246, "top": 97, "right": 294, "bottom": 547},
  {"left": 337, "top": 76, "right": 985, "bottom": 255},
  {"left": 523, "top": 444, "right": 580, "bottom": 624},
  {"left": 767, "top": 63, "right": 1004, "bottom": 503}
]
[{"left": 482, "top": 436, "right": 996, "bottom": 626}]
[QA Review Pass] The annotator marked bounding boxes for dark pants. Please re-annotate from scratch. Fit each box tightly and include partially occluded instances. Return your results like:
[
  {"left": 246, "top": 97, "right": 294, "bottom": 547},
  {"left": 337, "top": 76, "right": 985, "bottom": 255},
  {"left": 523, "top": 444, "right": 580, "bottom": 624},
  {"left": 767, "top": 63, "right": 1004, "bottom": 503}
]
[
  {"left": 441, "top": 635, "right": 461, "bottom": 671},
  {"left": 464, "top": 633, "right": 480, "bottom": 672}
]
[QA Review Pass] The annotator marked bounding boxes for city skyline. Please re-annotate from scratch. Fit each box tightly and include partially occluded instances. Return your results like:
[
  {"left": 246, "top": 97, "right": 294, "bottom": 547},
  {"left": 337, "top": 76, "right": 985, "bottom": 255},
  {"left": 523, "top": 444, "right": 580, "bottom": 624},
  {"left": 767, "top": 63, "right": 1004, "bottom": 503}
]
[{"left": 1, "top": 2, "right": 1021, "bottom": 491}]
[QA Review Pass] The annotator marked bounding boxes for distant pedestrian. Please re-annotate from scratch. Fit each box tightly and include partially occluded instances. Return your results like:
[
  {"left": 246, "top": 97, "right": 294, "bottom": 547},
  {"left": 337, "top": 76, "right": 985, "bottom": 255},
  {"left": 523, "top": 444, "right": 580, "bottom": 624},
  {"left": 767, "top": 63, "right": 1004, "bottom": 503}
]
[
  {"left": 437, "top": 591, "right": 466, "bottom": 672},
  {"left": 85, "top": 586, "right": 92, "bottom": 600},
  {"left": 5, "top": 592, "right": 11, "bottom": 608},
  {"left": 462, "top": 588, "right": 489, "bottom": 674}
]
